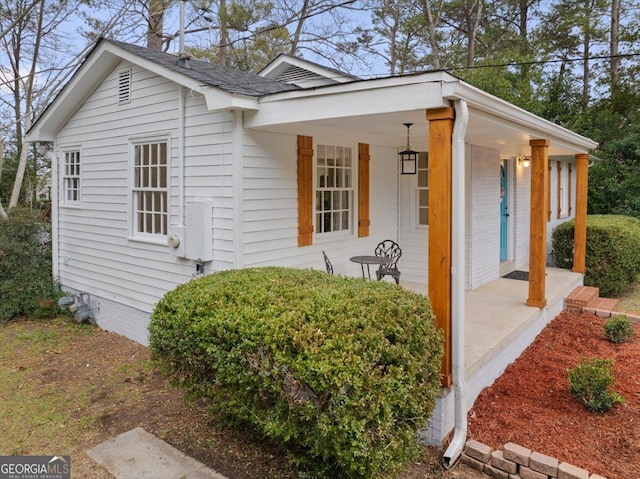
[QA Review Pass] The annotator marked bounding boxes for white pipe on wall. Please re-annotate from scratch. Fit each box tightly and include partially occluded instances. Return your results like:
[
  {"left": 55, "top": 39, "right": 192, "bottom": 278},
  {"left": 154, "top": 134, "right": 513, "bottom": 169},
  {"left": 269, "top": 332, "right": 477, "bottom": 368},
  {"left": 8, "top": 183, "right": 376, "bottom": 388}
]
[
  {"left": 443, "top": 98, "right": 469, "bottom": 469},
  {"left": 178, "top": 86, "right": 185, "bottom": 226}
]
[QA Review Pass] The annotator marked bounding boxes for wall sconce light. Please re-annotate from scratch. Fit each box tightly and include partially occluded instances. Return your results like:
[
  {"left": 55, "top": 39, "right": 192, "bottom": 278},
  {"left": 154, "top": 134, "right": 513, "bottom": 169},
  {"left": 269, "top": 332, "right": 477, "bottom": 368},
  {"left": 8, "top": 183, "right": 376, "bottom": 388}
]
[
  {"left": 399, "top": 123, "right": 418, "bottom": 174},
  {"left": 518, "top": 155, "right": 530, "bottom": 168}
]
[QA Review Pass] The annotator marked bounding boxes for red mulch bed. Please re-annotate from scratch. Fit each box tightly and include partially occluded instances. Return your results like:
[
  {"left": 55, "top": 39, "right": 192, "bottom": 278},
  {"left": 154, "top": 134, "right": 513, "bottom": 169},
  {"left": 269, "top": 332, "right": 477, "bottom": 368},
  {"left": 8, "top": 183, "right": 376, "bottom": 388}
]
[{"left": 467, "top": 311, "right": 640, "bottom": 479}]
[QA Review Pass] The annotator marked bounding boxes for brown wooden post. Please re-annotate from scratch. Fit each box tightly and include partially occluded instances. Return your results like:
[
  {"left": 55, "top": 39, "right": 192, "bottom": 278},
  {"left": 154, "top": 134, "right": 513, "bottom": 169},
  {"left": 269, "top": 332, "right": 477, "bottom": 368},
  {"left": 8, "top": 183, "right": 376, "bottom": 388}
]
[
  {"left": 427, "top": 106, "right": 455, "bottom": 387},
  {"left": 527, "top": 139, "right": 549, "bottom": 308},
  {"left": 572, "top": 153, "right": 589, "bottom": 273}
]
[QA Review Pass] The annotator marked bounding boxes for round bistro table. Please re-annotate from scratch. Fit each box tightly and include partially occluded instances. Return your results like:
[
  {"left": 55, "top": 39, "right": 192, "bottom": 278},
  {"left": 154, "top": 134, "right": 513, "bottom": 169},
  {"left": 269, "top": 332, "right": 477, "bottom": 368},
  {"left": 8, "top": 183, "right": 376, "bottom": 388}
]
[{"left": 349, "top": 255, "right": 391, "bottom": 280}]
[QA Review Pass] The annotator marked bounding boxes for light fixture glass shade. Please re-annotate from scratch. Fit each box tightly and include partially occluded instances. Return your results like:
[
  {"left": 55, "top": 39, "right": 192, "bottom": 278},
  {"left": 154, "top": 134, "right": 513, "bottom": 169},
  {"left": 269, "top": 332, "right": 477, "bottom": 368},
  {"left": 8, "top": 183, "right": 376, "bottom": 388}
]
[
  {"left": 519, "top": 156, "right": 530, "bottom": 168},
  {"left": 400, "top": 149, "right": 418, "bottom": 174},
  {"left": 399, "top": 122, "right": 418, "bottom": 174}
]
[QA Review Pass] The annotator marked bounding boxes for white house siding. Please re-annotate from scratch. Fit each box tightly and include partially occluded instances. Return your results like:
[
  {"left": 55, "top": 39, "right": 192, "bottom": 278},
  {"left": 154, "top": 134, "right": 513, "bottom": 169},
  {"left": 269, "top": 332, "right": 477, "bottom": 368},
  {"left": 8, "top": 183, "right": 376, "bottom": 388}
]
[
  {"left": 466, "top": 145, "right": 501, "bottom": 289},
  {"left": 513, "top": 160, "right": 531, "bottom": 269},
  {"left": 54, "top": 61, "right": 234, "bottom": 343},
  {"left": 398, "top": 164, "right": 428, "bottom": 285},
  {"left": 182, "top": 93, "right": 235, "bottom": 270},
  {"left": 241, "top": 130, "right": 398, "bottom": 278}
]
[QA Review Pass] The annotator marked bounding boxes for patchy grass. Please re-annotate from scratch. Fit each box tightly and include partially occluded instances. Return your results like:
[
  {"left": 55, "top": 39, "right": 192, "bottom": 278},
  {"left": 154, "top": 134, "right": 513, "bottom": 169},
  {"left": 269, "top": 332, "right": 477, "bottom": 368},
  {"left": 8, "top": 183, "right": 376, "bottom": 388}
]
[{"left": 617, "top": 278, "right": 640, "bottom": 313}]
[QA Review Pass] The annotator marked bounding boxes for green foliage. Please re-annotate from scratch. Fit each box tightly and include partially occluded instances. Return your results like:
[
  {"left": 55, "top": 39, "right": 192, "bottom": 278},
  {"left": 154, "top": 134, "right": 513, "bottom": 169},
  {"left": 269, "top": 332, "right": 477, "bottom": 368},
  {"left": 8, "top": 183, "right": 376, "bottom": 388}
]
[
  {"left": 0, "top": 208, "right": 62, "bottom": 321},
  {"left": 568, "top": 357, "right": 624, "bottom": 413},
  {"left": 604, "top": 314, "right": 635, "bottom": 344},
  {"left": 149, "top": 267, "right": 443, "bottom": 479},
  {"left": 552, "top": 215, "right": 640, "bottom": 297}
]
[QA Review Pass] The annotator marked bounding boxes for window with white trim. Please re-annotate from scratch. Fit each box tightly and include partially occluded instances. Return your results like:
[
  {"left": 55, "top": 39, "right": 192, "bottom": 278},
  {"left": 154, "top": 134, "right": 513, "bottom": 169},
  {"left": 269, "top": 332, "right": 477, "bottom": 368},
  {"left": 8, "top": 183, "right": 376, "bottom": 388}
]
[
  {"left": 416, "top": 152, "right": 429, "bottom": 226},
  {"left": 558, "top": 161, "right": 572, "bottom": 219},
  {"left": 132, "top": 140, "right": 168, "bottom": 236},
  {"left": 63, "top": 150, "right": 81, "bottom": 205},
  {"left": 315, "top": 144, "right": 353, "bottom": 234}
]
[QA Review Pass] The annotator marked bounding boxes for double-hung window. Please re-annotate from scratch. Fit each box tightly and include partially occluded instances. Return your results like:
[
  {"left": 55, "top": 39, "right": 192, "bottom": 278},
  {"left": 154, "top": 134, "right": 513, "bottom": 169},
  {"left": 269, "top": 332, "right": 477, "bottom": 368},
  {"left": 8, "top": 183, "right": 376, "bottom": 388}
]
[
  {"left": 132, "top": 140, "right": 168, "bottom": 237},
  {"left": 416, "top": 152, "right": 429, "bottom": 226},
  {"left": 63, "top": 150, "right": 81, "bottom": 205},
  {"left": 316, "top": 144, "right": 353, "bottom": 234}
]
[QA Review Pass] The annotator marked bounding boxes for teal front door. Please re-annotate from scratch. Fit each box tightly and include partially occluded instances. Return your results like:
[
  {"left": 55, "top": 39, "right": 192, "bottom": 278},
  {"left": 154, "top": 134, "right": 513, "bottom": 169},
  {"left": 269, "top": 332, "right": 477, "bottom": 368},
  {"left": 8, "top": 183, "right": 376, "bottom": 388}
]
[{"left": 500, "top": 162, "right": 508, "bottom": 262}]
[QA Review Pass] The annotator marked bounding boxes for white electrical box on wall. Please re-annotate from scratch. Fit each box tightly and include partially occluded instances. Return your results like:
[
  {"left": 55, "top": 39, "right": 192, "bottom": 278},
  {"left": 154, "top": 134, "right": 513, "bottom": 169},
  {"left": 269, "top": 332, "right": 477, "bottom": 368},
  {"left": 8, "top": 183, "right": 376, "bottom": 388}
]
[{"left": 184, "top": 202, "right": 214, "bottom": 262}]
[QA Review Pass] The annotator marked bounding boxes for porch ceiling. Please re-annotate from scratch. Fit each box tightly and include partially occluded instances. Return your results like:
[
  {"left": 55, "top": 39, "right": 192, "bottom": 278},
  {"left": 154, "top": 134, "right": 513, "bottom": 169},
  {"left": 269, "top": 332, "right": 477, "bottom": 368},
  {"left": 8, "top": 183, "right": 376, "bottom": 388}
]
[
  {"left": 246, "top": 107, "right": 586, "bottom": 158},
  {"left": 244, "top": 73, "right": 596, "bottom": 157}
]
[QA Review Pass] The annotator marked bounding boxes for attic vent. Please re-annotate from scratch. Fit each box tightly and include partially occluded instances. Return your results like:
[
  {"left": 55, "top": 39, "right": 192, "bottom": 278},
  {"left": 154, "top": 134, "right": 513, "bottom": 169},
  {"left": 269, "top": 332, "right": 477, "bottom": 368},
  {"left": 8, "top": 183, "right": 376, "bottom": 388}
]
[
  {"left": 276, "top": 65, "right": 325, "bottom": 83},
  {"left": 118, "top": 68, "right": 132, "bottom": 105}
]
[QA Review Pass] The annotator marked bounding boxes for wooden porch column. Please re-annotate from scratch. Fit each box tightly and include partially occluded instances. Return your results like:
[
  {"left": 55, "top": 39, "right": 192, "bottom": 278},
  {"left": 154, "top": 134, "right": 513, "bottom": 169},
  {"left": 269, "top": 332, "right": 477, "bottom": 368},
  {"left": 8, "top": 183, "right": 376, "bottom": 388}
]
[
  {"left": 427, "top": 106, "right": 455, "bottom": 387},
  {"left": 527, "top": 139, "right": 550, "bottom": 308},
  {"left": 572, "top": 153, "right": 589, "bottom": 273}
]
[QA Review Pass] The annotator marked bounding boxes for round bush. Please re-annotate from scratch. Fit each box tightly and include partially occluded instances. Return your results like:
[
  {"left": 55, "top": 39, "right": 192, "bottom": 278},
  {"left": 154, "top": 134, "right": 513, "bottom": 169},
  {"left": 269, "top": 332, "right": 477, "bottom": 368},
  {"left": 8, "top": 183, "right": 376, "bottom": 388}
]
[
  {"left": 568, "top": 357, "right": 624, "bottom": 413},
  {"left": 149, "top": 267, "right": 443, "bottom": 479},
  {"left": 552, "top": 215, "right": 640, "bottom": 296}
]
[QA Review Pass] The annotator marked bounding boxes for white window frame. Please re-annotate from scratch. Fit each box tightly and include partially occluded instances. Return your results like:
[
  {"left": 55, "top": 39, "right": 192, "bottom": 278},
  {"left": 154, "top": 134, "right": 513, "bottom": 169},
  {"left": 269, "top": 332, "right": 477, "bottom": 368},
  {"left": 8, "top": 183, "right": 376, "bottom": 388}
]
[
  {"left": 129, "top": 135, "right": 170, "bottom": 242},
  {"left": 314, "top": 143, "right": 354, "bottom": 237},
  {"left": 61, "top": 148, "right": 82, "bottom": 207},
  {"left": 415, "top": 152, "right": 429, "bottom": 228}
]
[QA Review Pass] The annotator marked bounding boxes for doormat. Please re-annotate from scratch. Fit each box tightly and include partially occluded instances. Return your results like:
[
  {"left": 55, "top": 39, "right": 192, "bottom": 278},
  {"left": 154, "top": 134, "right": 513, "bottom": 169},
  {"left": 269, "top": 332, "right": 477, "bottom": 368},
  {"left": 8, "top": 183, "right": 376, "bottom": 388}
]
[{"left": 502, "top": 270, "right": 529, "bottom": 281}]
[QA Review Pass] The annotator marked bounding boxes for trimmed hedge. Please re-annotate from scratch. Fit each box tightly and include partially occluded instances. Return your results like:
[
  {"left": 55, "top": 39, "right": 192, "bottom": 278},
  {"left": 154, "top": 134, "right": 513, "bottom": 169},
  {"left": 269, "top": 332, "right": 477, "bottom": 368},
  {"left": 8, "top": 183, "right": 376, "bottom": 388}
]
[
  {"left": 552, "top": 215, "right": 640, "bottom": 297},
  {"left": 149, "top": 267, "right": 443, "bottom": 479},
  {"left": 0, "top": 208, "right": 61, "bottom": 321}
]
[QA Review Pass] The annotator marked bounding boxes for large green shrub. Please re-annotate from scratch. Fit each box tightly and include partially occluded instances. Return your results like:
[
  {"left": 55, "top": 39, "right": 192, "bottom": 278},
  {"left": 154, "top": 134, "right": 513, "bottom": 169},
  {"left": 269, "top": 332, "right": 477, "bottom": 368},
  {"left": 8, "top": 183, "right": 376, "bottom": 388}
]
[
  {"left": 149, "top": 267, "right": 443, "bottom": 479},
  {"left": 0, "top": 208, "right": 61, "bottom": 321},
  {"left": 552, "top": 215, "right": 640, "bottom": 296}
]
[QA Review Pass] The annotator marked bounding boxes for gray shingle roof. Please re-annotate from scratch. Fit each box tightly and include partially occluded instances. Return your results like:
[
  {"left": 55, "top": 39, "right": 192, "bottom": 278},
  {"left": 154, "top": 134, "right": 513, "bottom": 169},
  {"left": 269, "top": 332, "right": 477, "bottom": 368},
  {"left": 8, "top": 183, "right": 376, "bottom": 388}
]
[{"left": 107, "top": 39, "right": 300, "bottom": 97}]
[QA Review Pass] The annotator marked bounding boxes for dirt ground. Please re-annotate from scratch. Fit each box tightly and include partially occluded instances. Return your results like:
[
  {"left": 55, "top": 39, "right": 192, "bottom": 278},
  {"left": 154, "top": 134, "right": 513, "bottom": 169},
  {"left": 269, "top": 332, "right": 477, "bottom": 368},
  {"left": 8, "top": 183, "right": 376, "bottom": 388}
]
[
  {"left": 0, "top": 317, "right": 484, "bottom": 479},
  {"left": 468, "top": 311, "right": 640, "bottom": 479}
]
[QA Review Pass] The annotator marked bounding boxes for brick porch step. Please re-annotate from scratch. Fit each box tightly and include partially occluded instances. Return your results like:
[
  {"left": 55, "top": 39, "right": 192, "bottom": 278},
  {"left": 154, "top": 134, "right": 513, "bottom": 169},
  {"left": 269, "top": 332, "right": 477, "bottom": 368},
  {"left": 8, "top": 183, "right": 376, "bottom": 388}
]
[
  {"left": 583, "top": 297, "right": 620, "bottom": 317},
  {"left": 565, "top": 286, "right": 600, "bottom": 314}
]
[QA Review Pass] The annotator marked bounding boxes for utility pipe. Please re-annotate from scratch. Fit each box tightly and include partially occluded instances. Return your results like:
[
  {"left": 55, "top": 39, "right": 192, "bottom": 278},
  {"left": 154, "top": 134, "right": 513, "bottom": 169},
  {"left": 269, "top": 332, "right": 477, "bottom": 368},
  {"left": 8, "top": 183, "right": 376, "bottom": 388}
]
[
  {"left": 442, "top": 98, "right": 469, "bottom": 469},
  {"left": 178, "top": 86, "right": 185, "bottom": 226}
]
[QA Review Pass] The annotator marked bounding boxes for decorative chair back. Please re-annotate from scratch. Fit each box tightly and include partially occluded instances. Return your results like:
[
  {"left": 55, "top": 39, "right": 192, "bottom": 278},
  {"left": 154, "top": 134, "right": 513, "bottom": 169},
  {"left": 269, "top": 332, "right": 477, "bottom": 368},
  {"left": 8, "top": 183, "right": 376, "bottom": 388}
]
[
  {"left": 322, "top": 251, "right": 334, "bottom": 275},
  {"left": 374, "top": 240, "right": 402, "bottom": 267}
]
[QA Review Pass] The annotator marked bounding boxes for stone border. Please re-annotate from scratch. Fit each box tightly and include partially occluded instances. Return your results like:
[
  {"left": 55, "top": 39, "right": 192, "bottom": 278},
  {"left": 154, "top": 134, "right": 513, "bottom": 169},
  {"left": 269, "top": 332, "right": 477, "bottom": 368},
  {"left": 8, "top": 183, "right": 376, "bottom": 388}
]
[{"left": 462, "top": 440, "right": 608, "bottom": 479}]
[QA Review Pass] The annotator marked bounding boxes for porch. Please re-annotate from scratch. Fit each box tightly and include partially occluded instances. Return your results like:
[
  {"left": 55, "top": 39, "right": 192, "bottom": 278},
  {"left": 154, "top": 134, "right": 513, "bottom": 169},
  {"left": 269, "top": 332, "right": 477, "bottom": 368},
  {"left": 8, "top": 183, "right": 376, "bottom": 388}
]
[{"left": 401, "top": 266, "right": 583, "bottom": 445}]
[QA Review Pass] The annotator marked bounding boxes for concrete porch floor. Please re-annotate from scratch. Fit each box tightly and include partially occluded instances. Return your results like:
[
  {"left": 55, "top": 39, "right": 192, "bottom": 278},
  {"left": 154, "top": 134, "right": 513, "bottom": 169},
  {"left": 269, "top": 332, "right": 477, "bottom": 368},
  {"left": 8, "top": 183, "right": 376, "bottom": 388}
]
[{"left": 400, "top": 266, "right": 583, "bottom": 380}]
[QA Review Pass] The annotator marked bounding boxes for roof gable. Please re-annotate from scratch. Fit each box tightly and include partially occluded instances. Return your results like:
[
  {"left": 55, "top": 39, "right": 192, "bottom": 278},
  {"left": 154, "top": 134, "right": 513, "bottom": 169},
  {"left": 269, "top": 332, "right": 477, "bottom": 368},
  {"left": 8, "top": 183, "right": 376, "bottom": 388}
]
[
  {"left": 27, "top": 38, "right": 300, "bottom": 141},
  {"left": 258, "top": 54, "right": 358, "bottom": 87}
]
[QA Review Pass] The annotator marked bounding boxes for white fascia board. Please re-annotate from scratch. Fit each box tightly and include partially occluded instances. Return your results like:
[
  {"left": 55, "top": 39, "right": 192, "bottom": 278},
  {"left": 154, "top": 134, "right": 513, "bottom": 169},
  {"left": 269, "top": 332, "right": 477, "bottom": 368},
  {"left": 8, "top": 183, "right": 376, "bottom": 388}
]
[
  {"left": 200, "top": 88, "right": 259, "bottom": 112},
  {"left": 27, "top": 48, "right": 121, "bottom": 142},
  {"left": 443, "top": 81, "right": 598, "bottom": 151},
  {"left": 245, "top": 72, "right": 452, "bottom": 129}
]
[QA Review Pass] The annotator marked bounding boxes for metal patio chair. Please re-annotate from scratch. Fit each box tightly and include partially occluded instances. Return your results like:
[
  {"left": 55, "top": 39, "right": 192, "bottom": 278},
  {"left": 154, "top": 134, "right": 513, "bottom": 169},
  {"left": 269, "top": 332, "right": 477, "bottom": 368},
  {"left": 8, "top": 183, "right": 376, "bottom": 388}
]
[
  {"left": 322, "top": 251, "right": 334, "bottom": 275},
  {"left": 374, "top": 240, "right": 402, "bottom": 284}
]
